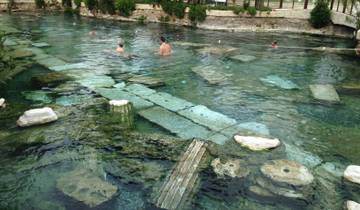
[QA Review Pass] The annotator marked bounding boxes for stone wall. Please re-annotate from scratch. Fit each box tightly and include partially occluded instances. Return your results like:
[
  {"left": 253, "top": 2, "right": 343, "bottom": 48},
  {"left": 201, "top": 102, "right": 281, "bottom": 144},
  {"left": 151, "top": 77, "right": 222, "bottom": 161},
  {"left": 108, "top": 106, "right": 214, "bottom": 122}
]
[{"left": 80, "top": 4, "right": 356, "bottom": 38}]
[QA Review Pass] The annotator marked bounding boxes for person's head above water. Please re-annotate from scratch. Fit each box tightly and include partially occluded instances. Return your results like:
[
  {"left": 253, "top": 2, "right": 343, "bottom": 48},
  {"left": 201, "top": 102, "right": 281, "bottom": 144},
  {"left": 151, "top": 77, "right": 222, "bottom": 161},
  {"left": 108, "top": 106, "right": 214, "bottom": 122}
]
[
  {"left": 118, "top": 43, "right": 123, "bottom": 48},
  {"left": 273, "top": 41, "right": 277, "bottom": 45},
  {"left": 160, "top": 36, "right": 166, "bottom": 43}
]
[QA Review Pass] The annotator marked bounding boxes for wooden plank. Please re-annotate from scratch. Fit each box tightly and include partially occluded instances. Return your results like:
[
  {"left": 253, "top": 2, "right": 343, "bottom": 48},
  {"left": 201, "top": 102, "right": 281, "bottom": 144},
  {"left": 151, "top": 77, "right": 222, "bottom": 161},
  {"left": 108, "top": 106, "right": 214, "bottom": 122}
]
[{"left": 155, "top": 139, "right": 207, "bottom": 210}]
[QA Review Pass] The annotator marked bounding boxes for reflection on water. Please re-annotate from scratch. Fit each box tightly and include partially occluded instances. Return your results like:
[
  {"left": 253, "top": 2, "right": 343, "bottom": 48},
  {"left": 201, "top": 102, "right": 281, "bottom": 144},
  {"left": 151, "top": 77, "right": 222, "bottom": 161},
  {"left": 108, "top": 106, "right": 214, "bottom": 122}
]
[{"left": 1, "top": 13, "right": 360, "bottom": 210}]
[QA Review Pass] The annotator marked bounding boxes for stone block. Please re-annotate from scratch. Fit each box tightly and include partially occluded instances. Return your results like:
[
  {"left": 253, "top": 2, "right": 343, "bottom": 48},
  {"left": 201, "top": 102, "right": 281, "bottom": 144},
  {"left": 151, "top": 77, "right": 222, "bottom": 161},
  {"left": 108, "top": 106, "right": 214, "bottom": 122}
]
[
  {"left": 230, "top": 54, "right": 256, "bottom": 62},
  {"left": 260, "top": 75, "right": 299, "bottom": 90},
  {"left": 50, "top": 62, "right": 89, "bottom": 71},
  {"left": 138, "top": 106, "right": 211, "bottom": 140},
  {"left": 309, "top": 84, "right": 340, "bottom": 103},
  {"left": 31, "top": 42, "right": 50, "bottom": 48},
  {"left": 221, "top": 122, "right": 270, "bottom": 137},
  {"left": 95, "top": 88, "right": 153, "bottom": 110},
  {"left": 178, "top": 105, "right": 237, "bottom": 131},
  {"left": 36, "top": 56, "right": 67, "bottom": 68},
  {"left": 142, "top": 92, "right": 194, "bottom": 112},
  {"left": 124, "top": 83, "right": 156, "bottom": 97},
  {"left": 78, "top": 75, "right": 115, "bottom": 89}
]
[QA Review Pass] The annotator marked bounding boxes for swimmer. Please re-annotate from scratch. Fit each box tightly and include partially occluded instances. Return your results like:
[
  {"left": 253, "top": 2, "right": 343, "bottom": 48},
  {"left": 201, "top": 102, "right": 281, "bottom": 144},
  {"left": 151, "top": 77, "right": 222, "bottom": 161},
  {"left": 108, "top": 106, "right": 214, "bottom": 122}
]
[
  {"left": 271, "top": 41, "right": 278, "bottom": 49},
  {"left": 116, "top": 43, "right": 125, "bottom": 54},
  {"left": 89, "top": 30, "right": 96, "bottom": 36},
  {"left": 159, "top": 36, "right": 172, "bottom": 56}
]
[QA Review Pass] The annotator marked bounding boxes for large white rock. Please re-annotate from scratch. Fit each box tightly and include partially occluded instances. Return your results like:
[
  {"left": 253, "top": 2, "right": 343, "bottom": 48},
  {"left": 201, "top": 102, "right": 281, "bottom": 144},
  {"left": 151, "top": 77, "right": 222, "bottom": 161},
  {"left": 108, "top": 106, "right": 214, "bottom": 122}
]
[
  {"left": 260, "top": 159, "right": 314, "bottom": 186},
  {"left": 309, "top": 84, "right": 340, "bottom": 102},
  {"left": 234, "top": 135, "right": 280, "bottom": 151},
  {"left": 344, "top": 165, "right": 360, "bottom": 184},
  {"left": 17, "top": 107, "right": 58, "bottom": 127},
  {"left": 346, "top": 200, "right": 360, "bottom": 210},
  {"left": 0, "top": 98, "right": 5, "bottom": 108}
]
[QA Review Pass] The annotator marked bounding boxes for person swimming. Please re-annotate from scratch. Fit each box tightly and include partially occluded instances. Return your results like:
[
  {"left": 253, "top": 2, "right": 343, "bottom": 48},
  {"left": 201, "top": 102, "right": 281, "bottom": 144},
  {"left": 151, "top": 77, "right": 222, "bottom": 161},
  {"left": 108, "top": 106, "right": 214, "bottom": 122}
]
[
  {"left": 159, "top": 36, "right": 172, "bottom": 56},
  {"left": 271, "top": 41, "right": 278, "bottom": 49},
  {"left": 116, "top": 43, "right": 125, "bottom": 54},
  {"left": 89, "top": 29, "right": 96, "bottom": 36}
]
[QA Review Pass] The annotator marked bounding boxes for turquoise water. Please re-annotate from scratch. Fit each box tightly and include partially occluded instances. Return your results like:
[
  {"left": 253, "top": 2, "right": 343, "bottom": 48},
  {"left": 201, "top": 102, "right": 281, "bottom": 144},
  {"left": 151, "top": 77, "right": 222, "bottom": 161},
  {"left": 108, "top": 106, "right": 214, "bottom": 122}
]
[{"left": 1, "top": 13, "right": 360, "bottom": 210}]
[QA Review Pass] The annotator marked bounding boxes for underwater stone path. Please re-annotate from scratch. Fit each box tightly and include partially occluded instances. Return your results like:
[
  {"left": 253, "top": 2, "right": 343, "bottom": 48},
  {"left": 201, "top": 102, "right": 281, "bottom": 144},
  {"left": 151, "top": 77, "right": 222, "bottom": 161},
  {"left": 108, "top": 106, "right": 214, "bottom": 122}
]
[{"left": 5, "top": 35, "right": 262, "bottom": 144}]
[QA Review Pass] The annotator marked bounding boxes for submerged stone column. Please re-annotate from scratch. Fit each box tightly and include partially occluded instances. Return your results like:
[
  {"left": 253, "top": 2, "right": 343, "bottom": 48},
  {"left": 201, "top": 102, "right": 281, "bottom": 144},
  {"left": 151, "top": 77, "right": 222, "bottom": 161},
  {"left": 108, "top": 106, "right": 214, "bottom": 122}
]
[
  {"left": 356, "top": 30, "right": 360, "bottom": 56},
  {"left": 109, "top": 100, "right": 134, "bottom": 128}
]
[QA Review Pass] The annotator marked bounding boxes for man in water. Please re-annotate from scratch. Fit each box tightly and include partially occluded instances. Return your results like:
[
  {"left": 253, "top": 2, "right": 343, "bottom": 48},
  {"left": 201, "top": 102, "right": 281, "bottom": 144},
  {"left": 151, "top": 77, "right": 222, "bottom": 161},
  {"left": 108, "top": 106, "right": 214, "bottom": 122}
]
[
  {"left": 116, "top": 43, "right": 125, "bottom": 54},
  {"left": 271, "top": 41, "right": 278, "bottom": 49},
  {"left": 159, "top": 36, "right": 172, "bottom": 56}
]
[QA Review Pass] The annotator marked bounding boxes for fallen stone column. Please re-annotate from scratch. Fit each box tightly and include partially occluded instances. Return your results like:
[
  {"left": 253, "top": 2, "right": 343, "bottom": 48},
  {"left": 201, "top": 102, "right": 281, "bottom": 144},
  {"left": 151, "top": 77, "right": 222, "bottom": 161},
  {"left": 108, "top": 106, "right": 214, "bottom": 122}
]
[
  {"left": 109, "top": 100, "right": 134, "bottom": 128},
  {"left": 0, "top": 98, "right": 5, "bottom": 108}
]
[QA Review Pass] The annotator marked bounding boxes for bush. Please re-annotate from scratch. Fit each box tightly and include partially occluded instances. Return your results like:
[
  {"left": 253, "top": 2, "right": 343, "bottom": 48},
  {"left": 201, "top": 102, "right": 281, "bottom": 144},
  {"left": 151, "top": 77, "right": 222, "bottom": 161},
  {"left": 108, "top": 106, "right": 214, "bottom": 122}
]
[
  {"left": 160, "top": 0, "right": 186, "bottom": 19},
  {"left": 84, "top": 0, "right": 98, "bottom": 10},
  {"left": 310, "top": 0, "right": 331, "bottom": 28},
  {"left": 173, "top": 0, "right": 186, "bottom": 19},
  {"left": 243, "top": 0, "right": 249, "bottom": 9},
  {"left": 74, "top": 0, "right": 82, "bottom": 8},
  {"left": 137, "top": 15, "right": 147, "bottom": 24},
  {"left": 233, "top": 6, "right": 245, "bottom": 15},
  {"left": 35, "top": 0, "right": 46, "bottom": 9},
  {"left": 99, "top": 0, "right": 116, "bottom": 14},
  {"left": 188, "top": 4, "right": 206, "bottom": 24},
  {"left": 247, "top": 6, "right": 256, "bottom": 16},
  {"left": 116, "top": 0, "right": 136, "bottom": 16},
  {"left": 62, "top": 0, "right": 72, "bottom": 8}
]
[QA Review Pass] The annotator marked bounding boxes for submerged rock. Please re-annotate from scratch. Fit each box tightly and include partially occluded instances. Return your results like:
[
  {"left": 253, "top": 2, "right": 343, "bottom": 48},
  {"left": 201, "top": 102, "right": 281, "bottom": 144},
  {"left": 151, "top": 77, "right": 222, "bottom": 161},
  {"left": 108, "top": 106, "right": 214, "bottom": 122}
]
[
  {"left": 128, "top": 75, "right": 165, "bottom": 87},
  {"left": 31, "top": 42, "right": 50, "bottom": 48},
  {"left": 211, "top": 158, "right": 249, "bottom": 178},
  {"left": 260, "top": 159, "right": 314, "bottom": 187},
  {"left": 55, "top": 94, "right": 93, "bottom": 106},
  {"left": 338, "top": 83, "right": 360, "bottom": 95},
  {"left": 230, "top": 54, "right": 256, "bottom": 62},
  {"left": 56, "top": 169, "right": 117, "bottom": 207},
  {"left": 344, "top": 165, "right": 360, "bottom": 184},
  {"left": 309, "top": 84, "right": 340, "bottom": 103},
  {"left": 346, "top": 200, "right": 360, "bottom": 210},
  {"left": 32, "top": 72, "right": 72, "bottom": 88},
  {"left": 22, "top": 90, "right": 53, "bottom": 104},
  {"left": 197, "top": 47, "right": 237, "bottom": 55},
  {"left": 0, "top": 98, "right": 5, "bottom": 108},
  {"left": 260, "top": 75, "right": 299, "bottom": 90},
  {"left": 10, "top": 49, "right": 34, "bottom": 59},
  {"left": 234, "top": 135, "right": 280, "bottom": 151},
  {"left": 17, "top": 107, "right": 58, "bottom": 127},
  {"left": 172, "top": 41, "right": 210, "bottom": 48},
  {"left": 78, "top": 75, "right": 115, "bottom": 89},
  {"left": 191, "top": 65, "right": 229, "bottom": 85}
]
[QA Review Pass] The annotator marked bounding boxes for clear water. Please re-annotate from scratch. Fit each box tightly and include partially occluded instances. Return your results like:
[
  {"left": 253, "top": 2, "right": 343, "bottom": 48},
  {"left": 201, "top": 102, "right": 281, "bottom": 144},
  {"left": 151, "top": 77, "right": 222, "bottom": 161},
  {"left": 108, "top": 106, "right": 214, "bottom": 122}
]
[{"left": 1, "top": 13, "right": 360, "bottom": 210}]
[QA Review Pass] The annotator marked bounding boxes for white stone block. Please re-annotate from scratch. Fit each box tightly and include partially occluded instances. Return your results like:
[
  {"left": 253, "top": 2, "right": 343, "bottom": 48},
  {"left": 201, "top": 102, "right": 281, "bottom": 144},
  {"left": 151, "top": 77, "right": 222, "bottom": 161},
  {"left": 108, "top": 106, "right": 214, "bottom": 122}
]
[
  {"left": 344, "top": 165, "right": 360, "bottom": 184},
  {"left": 234, "top": 135, "right": 280, "bottom": 151},
  {"left": 0, "top": 98, "right": 5, "bottom": 108},
  {"left": 346, "top": 200, "right": 360, "bottom": 210},
  {"left": 17, "top": 107, "right": 58, "bottom": 127}
]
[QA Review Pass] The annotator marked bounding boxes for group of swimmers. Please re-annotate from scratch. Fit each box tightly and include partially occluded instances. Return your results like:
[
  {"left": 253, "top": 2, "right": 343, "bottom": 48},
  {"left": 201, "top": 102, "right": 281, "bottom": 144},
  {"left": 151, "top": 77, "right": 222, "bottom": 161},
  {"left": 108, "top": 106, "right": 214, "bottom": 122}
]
[
  {"left": 90, "top": 29, "right": 279, "bottom": 57},
  {"left": 115, "top": 36, "right": 172, "bottom": 57}
]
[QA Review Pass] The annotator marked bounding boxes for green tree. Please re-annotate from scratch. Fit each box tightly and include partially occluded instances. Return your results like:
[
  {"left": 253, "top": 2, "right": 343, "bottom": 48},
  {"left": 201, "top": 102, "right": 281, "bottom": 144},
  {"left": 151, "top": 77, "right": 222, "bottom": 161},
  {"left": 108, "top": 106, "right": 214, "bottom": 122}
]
[{"left": 310, "top": 0, "right": 332, "bottom": 28}]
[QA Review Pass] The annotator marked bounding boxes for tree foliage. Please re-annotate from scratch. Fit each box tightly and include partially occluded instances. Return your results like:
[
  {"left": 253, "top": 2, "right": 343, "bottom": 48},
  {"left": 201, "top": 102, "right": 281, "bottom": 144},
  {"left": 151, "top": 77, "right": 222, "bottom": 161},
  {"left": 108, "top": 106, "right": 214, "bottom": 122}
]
[
  {"left": 310, "top": 0, "right": 331, "bottom": 28},
  {"left": 116, "top": 0, "right": 136, "bottom": 16}
]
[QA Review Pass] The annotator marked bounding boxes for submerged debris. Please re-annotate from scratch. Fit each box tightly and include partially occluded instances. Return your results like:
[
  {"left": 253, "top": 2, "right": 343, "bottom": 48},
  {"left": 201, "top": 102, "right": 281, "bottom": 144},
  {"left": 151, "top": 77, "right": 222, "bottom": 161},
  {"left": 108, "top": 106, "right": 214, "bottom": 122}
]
[{"left": 56, "top": 168, "right": 118, "bottom": 207}]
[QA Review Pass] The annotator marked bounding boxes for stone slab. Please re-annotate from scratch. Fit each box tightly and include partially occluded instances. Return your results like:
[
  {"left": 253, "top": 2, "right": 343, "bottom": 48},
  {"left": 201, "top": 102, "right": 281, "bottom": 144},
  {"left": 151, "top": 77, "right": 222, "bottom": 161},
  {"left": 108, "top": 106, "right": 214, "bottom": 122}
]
[
  {"left": 142, "top": 92, "right": 194, "bottom": 112},
  {"left": 95, "top": 88, "right": 153, "bottom": 110},
  {"left": 260, "top": 75, "right": 299, "bottom": 90},
  {"left": 207, "top": 133, "right": 230, "bottom": 145},
  {"left": 3, "top": 38, "right": 17, "bottom": 46},
  {"left": 36, "top": 56, "right": 67, "bottom": 68},
  {"left": 192, "top": 65, "right": 229, "bottom": 85},
  {"left": 50, "top": 63, "right": 89, "bottom": 71},
  {"left": 221, "top": 122, "right": 270, "bottom": 137},
  {"left": 230, "top": 54, "right": 256, "bottom": 62},
  {"left": 78, "top": 75, "right": 115, "bottom": 89},
  {"left": 178, "top": 105, "right": 237, "bottom": 131},
  {"left": 32, "top": 42, "right": 50, "bottom": 48},
  {"left": 138, "top": 106, "right": 211, "bottom": 140},
  {"left": 128, "top": 75, "right": 165, "bottom": 87},
  {"left": 124, "top": 84, "right": 157, "bottom": 97},
  {"left": 309, "top": 84, "right": 340, "bottom": 103}
]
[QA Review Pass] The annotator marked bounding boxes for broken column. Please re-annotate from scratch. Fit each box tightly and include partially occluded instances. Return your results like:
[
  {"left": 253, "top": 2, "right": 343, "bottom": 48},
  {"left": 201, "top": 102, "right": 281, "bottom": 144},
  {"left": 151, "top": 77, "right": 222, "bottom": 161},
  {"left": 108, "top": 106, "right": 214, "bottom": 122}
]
[
  {"left": 109, "top": 100, "right": 134, "bottom": 128},
  {"left": 0, "top": 98, "right": 5, "bottom": 108},
  {"left": 343, "top": 165, "right": 360, "bottom": 202}
]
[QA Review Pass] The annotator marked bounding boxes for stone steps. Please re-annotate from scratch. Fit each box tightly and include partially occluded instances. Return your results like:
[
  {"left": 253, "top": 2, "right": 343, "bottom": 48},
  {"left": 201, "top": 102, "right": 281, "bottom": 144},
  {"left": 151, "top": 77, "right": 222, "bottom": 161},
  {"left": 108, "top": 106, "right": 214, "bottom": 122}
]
[{"left": 155, "top": 139, "right": 207, "bottom": 210}]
